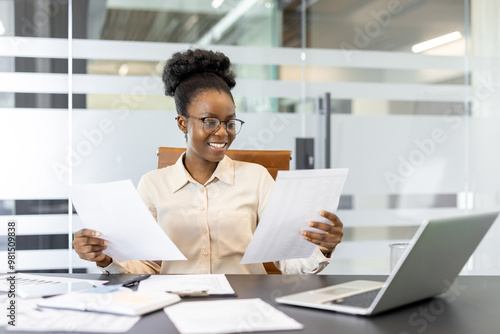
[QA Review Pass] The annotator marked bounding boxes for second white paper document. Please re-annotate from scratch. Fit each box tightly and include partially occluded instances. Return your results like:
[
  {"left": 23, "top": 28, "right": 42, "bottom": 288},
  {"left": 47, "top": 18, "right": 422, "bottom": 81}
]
[{"left": 241, "top": 168, "right": 348, "bottom": 264}]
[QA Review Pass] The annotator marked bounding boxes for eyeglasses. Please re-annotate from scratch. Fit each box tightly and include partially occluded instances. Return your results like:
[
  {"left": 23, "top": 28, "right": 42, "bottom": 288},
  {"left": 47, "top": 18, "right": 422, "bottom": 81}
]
[{"left": 185, "top": 116, "right": 245, "bottom": 135}]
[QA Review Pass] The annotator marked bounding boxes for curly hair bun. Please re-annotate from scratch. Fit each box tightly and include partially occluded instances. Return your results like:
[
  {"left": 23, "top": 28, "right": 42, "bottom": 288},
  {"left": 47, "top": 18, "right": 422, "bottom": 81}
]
[{"left": 163, "top": 49, "right": 236, "bottom": 97}]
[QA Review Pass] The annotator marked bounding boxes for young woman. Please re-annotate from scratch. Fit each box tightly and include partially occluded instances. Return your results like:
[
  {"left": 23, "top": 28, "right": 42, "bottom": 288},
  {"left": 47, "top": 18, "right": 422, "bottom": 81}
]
[{"left": 73, "top": 49, "right": 343, "bottom": 274}]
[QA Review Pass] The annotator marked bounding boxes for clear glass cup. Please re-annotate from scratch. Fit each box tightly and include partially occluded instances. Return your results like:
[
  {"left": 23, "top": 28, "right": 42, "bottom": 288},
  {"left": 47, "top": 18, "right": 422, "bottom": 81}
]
[{"left": 389, "top": 242, "right": 410, "bottom": 272}]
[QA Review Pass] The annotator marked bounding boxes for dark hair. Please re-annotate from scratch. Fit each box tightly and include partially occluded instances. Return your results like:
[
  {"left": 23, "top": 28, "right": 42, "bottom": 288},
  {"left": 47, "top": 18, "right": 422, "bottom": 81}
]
[{"left": 162, "top": 49, "right": 236, "bottom": 116}]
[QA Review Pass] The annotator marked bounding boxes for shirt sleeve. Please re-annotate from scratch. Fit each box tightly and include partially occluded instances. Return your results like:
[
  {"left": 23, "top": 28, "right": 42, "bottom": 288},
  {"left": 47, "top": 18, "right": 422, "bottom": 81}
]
[
  {"left": 98, "top": 259, "right": 161, "bottom": 275},
  {"left": 274, "top": 247, "right": 331, "bottom": 275}
]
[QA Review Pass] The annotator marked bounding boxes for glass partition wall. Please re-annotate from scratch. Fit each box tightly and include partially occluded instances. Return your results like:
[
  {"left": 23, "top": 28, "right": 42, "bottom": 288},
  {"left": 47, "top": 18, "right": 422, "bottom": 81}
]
[{"left": 1, "top": 0, "right": 499, "bottom": 275}]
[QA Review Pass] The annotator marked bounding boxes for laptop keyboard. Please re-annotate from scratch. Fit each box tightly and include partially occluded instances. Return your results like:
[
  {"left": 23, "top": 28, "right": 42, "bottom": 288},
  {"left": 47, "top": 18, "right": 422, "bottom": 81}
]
[{"left": 328, "top": 288, "right": 382, "bottom": 308}]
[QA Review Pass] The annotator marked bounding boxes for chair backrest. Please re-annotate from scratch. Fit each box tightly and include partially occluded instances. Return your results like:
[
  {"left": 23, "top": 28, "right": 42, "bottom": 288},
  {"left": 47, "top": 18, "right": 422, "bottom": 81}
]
[
  {"left": 157, "top": 147, "right": 291, "bottom": 179},
  {"left": 157, "top": 147, "right": 291, "bottom": 274}
]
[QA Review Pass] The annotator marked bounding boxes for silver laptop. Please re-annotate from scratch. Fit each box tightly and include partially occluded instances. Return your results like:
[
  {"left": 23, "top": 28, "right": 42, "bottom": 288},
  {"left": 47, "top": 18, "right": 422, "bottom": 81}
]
[{"left": 276, "top": 211, "right": 499, "bottom": 316}]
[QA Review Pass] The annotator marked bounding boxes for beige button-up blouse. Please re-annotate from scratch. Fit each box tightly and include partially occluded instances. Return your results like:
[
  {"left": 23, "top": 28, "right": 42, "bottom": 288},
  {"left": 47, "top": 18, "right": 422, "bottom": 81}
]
[{"left": 102, "top": 154, "right": 330, "bottom": 274}]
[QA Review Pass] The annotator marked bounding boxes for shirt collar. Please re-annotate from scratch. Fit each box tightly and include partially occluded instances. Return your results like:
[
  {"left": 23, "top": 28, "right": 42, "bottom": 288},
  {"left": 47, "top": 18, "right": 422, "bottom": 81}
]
[
  {"left": 171, "top": 152, "right": 235, "bottom": 193},
  {"left": 210, "top": 154, "right": 234, "bottom": 186}
]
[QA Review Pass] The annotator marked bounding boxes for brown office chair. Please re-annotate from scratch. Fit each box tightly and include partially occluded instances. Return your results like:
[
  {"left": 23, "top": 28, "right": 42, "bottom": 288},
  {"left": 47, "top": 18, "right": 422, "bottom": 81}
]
[{"left": 157, "top": 147, "right": 291, "bottom": 274}]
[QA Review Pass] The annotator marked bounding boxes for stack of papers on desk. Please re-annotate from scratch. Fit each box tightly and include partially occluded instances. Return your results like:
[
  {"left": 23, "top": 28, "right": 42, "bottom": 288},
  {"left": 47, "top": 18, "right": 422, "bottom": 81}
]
[
  {"left": 1, "top": 298, "right": 140, "bottom": 332},
  {"left": 38, "top": 287, "right": 180, "bottom": 316},
  {"left": 0, "top": 273, "right": 107, "bottom": 299}
]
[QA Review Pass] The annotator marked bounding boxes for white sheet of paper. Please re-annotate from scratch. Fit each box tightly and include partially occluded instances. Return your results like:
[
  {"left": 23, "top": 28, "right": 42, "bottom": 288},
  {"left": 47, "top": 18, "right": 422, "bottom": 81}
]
[
  {"left": 164, "top": 298, "right": 303, "bottom": 334},
  {"left": 0, "top": 273, "right": 106, "bottom": 293},
  {"left": 3, "top": 298, "right": 140, "bottom": 332},
  {"left": 241, "top": 168, "right": 348, "bottom": 264},
  {"left": 69, "top": 180, "right": 186, "bottom": 262},
  {"left": 137, "top": 274, "right": 235, "bottom": 296}
]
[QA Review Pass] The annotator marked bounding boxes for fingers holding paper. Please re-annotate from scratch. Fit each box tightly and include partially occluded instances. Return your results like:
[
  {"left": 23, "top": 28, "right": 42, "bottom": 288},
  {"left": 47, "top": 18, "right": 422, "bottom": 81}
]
[
  {"left": 73, "top": 229, "right": 112, "bottom": 266},
  {"left": 301, "top": 211, "right": 343, "bottom": 257}
]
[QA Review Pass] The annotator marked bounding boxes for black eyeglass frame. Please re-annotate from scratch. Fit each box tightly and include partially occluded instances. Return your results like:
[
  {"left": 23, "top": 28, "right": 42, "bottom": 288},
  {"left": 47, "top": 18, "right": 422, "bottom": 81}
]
[{"left": 182, "top": 115, "right": 245, "bottom": 135}]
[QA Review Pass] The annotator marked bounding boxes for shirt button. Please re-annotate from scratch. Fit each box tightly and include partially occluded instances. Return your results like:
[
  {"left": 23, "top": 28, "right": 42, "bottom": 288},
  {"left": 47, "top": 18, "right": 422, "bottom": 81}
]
[
  {"left": 200, "top": 188, "right": 205, "bottom": 193},
  {"left": 200, "top": 206, "right": 205, "bottom": 211},
  {"left": 202, "top": 228, "right": 207, "bottom": 234},
  {"left": 203, "top": 251, "right": 209, "bottom": 256}
]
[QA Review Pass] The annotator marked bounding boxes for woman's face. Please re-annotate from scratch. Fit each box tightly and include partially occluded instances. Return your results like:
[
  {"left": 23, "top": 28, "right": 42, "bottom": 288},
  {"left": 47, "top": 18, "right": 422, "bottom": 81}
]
[{"left": 180, "top": 90, "right": 236, "bottom": 165}]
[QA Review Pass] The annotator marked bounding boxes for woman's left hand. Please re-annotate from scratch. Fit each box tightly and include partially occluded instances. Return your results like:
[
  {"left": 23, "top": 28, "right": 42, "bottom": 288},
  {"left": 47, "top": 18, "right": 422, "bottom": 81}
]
[{"left": 301, "top": 211, "right": 343, "bottom": 257}]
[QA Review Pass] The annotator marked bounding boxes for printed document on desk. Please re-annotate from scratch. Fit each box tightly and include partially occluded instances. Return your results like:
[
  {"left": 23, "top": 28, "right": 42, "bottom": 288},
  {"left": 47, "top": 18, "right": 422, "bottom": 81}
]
[
  {"left": 241, "top": 168, "right": 348, "bottom": 264},
  {"left": 164, "top": 298, "right": 303, "bottom": 334},
  {"left": 138, "top": 274, "right": 235, "bottom": 296},
  {"left": 69, "top": 180, "right": 186, "bottom": 262}
]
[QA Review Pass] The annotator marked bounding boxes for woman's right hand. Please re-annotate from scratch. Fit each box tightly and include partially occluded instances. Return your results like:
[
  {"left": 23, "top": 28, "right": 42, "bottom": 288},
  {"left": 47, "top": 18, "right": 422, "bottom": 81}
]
[{"left": 73, "top": 229, "right": 112, "bottom": 268}]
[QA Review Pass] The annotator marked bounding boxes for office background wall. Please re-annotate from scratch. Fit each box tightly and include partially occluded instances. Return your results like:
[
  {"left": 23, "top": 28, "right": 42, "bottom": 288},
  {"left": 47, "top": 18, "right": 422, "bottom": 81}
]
[{"left": 1, "top": 0, "right": 499, "bottom": 274}]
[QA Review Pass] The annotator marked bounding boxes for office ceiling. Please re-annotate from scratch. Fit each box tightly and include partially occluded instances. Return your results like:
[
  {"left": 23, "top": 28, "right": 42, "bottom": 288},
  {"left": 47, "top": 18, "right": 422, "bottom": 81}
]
[
  {"left": 100, "top": 9, "right": 224, "bottom": 43},
  {"left": 96, "top": 0, "right": 465, "bottom": 52},
  {"left": 284, "top": 0, "right": 465, "bottom": 52}
]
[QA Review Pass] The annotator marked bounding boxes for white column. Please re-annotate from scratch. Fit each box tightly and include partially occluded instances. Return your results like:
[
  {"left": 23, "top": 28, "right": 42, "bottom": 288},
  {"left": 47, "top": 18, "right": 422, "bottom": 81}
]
[{"left": 471, "top": 0, "right": 500, "bottom": 116}]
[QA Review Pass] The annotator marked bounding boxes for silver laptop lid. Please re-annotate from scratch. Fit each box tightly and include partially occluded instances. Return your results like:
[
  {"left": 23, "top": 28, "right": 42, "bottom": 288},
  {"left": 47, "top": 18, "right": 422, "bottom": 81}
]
[{"left": 370, "top": 211, "right": 499, "bottom": 315}]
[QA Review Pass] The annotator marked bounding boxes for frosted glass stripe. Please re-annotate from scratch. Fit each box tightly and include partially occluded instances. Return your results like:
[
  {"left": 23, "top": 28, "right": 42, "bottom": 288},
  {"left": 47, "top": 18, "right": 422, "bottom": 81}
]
[
  {"left": 333, "top": 240, "right": 410, "bottom": 259},
  {"left": 2, "top": 72, "right": 468, "bottom": 102},
  {"left": 2, "top": 37, "right": 497, "bottom": 72},
  {"left": 73, "top": 39, "right": 191, "bottom": 62},
  {"left": 73, "top": 39, "right": 470, "bottom": 71},
  {"left": 331, "top": 236, "right": 499, "bottom": 260},
  {"left": 0, "top": 250, "right": 88, "bottom": 271},
  {"left": 0, "top": 72, "right": 67, "bottom": 93},
  {"left": 322, "top": 258, "right": 390, "bottom": 275},
  {"left": 1, "top": 72, "right": 470, "bottom": 102},
  {"left": 322, "top": 256, "right": 500, "bottom": 275},
  {"left": 306, "top": 82, "right": 468, "bottom": 102},
  {"left": 72, "top": 74, "right": 164, "bottom": 95},
  {"left": 71, "top": 40, "right": 470, "bottom": 71},
  {"left": 0, "top": 37, "right": 68, "bottom": 58},
  {"left": 0, "top": 215, "right": 84, "bottom": 235},
  {"left": 0, "top": 37, "right": 303, "bottom": 65},
  {"left": 304, "top": 48, "right": 464, "bottom": 70},
  {"left": 336, "top": 208, "right": 468, "bottom": 227},
  {"left": 0, "top": 215, "right": 68, "bottom": 235},
  {"left": 73, "top": 40, "right": 304, "bottom": 65},
  {"left": 0, "top": 72, "right": 472, "bottom": 102},
  {"left": 106, "top": 0, "right": 221, "bottom": 13}
]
